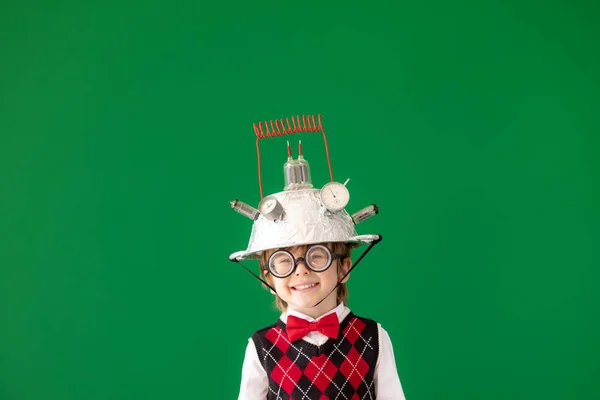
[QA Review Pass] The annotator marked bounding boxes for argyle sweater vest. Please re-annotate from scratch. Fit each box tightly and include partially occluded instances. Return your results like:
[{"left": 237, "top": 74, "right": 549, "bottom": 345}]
[{"left": 251, "top": 313, "right": 379, "bottom": 399}]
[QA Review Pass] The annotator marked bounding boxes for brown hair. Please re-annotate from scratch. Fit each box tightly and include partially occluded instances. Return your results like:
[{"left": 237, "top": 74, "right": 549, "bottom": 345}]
[{"left": 259, "top": 242, "right": 353, "bottom": 312}]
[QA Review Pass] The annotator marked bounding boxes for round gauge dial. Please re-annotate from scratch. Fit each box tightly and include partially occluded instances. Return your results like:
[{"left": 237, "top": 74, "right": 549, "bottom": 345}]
[
  {"left": 320, "top": 181, "right": 350, "bottom": 212},
  {"left": 258, "top": 196, "right": 283, "bottom": 220}
]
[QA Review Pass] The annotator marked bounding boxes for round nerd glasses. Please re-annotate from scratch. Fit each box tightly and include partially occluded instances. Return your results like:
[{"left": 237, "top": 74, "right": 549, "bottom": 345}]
[{"left": 265, "top": 245, "right": 346, "bottom": 278}]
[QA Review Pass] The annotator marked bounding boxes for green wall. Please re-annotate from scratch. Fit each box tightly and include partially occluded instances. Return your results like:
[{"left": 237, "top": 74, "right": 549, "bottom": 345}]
[{"left": 1, "top": 1, "right": 598, "bottom": 399}]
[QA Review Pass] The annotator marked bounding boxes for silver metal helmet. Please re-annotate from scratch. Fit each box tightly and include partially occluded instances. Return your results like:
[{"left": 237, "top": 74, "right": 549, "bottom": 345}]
[
  {"left": 229, "top": 188, "right": 379, "bottom": 261},
  {"left": 229, "top": 114, "right": 380, "bottom": 262}
]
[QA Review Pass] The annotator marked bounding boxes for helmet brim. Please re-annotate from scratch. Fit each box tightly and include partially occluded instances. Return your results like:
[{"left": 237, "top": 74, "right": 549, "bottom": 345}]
[{"left": 228, "top": 234, "right": 381, "bottom": 261}]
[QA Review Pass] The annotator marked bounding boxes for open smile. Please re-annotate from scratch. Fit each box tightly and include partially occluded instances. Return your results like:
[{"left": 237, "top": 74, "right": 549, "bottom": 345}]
[{"left": 291, "top": 282, "right": 319, "bottom": 291}]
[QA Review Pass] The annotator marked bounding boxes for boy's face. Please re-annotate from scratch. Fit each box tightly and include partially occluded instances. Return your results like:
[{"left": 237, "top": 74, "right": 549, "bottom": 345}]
[{"left": 268, "top": 244, "right": 351, "bottom": 317}]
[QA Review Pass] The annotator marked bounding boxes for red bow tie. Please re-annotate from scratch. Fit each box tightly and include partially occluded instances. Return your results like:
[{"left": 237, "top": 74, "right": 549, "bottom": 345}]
[{"left": 286, "top": 313, "right": 340, "bottom": 342}]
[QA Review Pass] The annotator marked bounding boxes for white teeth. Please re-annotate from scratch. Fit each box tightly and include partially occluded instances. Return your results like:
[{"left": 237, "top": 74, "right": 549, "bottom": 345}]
[{"left": 294, "top": 283, "right": 317, "bottom": 290}]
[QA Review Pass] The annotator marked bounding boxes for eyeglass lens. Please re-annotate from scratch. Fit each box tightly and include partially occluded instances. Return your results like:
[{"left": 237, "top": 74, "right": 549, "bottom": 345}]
[{"left": 269, "top": 245, "right": 332, "bottom": 277}]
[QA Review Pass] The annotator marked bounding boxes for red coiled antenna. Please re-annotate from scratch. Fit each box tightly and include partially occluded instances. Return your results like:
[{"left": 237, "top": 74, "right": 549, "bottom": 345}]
[{"left": 253, "top": 114, "right": 334, "bottom": 198}]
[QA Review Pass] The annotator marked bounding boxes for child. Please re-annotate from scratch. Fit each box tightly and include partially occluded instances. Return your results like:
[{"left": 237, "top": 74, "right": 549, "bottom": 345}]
[{"left": 229, "top": 115, "right": 406, "bottom": 399}]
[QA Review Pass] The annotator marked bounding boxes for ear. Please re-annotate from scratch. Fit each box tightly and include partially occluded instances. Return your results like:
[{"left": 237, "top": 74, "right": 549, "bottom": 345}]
[
  {"left": 263, "top": 270, "right": 277, "bottom": 295},
  {"left": 268, "top": 280, "right": 277, "bottom": 295},
  {"left": 338, "top": 257, "right": 352, "bottom": 284}
]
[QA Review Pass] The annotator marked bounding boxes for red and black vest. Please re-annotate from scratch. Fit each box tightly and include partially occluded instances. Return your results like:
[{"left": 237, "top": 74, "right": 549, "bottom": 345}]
[{"left": 251, "top": 313, "right": 379, "bottom": 399}]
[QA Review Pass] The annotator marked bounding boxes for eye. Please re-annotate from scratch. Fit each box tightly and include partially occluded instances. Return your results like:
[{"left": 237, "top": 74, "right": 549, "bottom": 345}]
[{"left": 271, "top": 253, "right": 292, "bottom": 264}]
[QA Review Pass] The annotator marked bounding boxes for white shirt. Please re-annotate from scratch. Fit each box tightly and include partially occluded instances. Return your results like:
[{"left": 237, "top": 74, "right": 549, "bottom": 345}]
[{"left": 238, "top": 303, "right": 406, "bottom": 399}]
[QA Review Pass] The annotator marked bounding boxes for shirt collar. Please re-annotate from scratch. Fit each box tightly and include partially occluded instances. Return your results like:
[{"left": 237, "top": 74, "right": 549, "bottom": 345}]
[{"left": 281, "top": 302, "right": 348, "bottom": 324}]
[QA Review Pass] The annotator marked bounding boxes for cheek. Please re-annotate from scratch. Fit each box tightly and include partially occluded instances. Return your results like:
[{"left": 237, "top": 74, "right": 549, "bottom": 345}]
[
  {"left": 273, "top": 277, "right": 291, "bottom": 292},
  {"left": 320, "top": 268, "right": 341, "bottom": 285}
]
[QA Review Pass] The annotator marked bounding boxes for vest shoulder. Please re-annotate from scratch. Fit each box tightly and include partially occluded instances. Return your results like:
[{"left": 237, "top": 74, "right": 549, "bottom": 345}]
[
  {"left": 250, "top": 320, "right": 281, "bottom": 338},
  {"left": 342, "top": 314, "right": 380, "bottom": 340},
  {"left": 347, "top": 313, "right": 380, "bottom": 327}
]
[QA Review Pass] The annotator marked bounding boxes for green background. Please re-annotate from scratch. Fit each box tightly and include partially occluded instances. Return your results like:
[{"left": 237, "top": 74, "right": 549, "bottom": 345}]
[{"left": 1, "top": 0, "right": 598, "bottom": 399}]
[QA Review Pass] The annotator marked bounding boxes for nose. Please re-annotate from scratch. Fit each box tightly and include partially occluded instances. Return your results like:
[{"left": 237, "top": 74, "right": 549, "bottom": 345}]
[{"left": 294, "top": 259, "right": 310, "bottom": 275}]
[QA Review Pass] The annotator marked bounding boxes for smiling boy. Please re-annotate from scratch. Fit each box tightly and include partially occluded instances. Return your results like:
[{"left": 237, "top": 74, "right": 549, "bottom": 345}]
[
  {"left": 229, "top": 116, "right": 406, "bottom": 399},
  {"left": 234, "top": 238, "right": 405, "bottom": 399}
]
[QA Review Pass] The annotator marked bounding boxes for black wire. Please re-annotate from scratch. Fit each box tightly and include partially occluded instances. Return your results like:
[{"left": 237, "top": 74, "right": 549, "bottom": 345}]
[
  {"left": 232, "top": 235, "right": 383, "bottom": 308},
  {"left": 231, "top": 258, "right": 277, "bottom": 293},
  {"left": 312, "top": 235, "right": 382, "bottom": 307}
]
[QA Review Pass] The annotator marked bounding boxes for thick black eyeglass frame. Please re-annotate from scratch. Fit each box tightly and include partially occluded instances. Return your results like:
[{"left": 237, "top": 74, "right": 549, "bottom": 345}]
[
  {"left": 264, "top": 245, "right": 346, "bottom": 279},
  {"left": 231, "top": 235, "right": 382, "bottom": 308}
]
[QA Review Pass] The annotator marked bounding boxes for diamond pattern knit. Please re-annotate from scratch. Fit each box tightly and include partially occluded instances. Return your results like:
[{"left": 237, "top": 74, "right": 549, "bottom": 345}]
[{"left": 251, "top": 313, "right": 379, "bottom": 400}]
